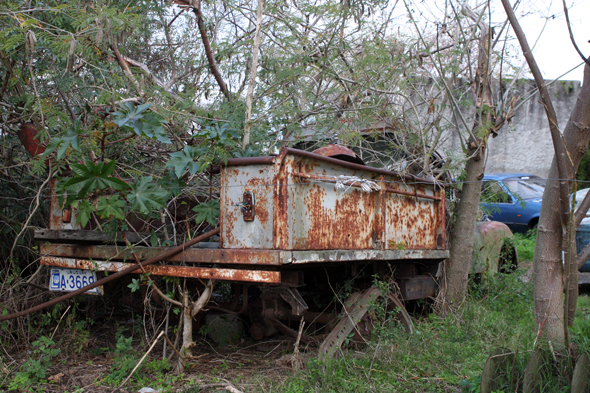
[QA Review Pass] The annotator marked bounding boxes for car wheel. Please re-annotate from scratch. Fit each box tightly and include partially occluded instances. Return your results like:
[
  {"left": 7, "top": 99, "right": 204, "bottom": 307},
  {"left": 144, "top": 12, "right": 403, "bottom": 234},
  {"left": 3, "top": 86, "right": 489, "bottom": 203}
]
[{"left": 528, "top": 219, "right": 538, "bottom": 231}]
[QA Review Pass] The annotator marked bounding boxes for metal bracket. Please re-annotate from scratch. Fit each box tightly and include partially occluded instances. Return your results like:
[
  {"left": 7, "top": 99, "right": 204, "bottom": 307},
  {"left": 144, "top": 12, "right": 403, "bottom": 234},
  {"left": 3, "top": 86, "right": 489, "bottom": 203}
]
[
  {"left": 241, "top": 191, "right": 255, "bottom": 221},
  {"left": 263, "top": 287, "right": 308, "bottom": 316}
]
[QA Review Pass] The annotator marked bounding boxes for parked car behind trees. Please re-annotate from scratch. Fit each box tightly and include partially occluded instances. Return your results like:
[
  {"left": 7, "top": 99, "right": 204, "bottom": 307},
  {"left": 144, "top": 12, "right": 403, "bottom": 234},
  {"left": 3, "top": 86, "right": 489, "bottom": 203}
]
[{"left": 480, "top": 173, "right": 546, "bottom": 233}]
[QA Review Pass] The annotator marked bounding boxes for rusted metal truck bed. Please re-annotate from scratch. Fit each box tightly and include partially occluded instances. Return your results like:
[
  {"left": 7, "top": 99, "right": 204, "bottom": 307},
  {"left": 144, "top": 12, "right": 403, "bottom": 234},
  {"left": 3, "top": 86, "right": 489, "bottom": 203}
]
[{"left": 37, "top": 147, "right": 449, "bottom": 289}]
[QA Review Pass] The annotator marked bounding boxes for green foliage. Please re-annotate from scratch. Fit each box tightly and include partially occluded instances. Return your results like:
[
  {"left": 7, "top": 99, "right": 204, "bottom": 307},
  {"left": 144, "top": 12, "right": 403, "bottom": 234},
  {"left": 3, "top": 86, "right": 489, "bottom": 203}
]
[
  {"left": 43, "top": 122, "right": 83, "bottom": 159},
  {"left": 275, "top": 269, "right": 536, "bottom": 393},
  {"left": 9, "top": 336, "right": 61, "bottom": 390},
  {"left": 64, "top": 160, "right": 129, "bottom": 201},
  {"left": 165, "top": 120, "right": 243, "bottom": 178},
  {"left": 127, "top": 277, "right": 142, "bottom": 293},
  {"left": 112, "top": 102, "right": 171, "bottom": 144},
  {"left": 97, "top": 195, "right": 126, "bottom": 220},
  {"left": 512, "top": 229, "right": 537, "bottom": 261},
  {"left": 102, "top": 332, "right": 174, "bottom": 389},
  {"left": 75, "top": 199, "right": 96, "bottom": 227},
  {"left": 192, "top": 200, "right": 220, "bottom": 226},
  {"left": 104, "top": 334, "right": 138, "bottom": 385},
  {"left": 126, "top": 176, "right": 169, "bottom": 215},
  {"left": 166, "top": 146, "right": 208, "bottom": 178},
  {"left": 571, "top": 295, "right": 590, "bottom": 353}
]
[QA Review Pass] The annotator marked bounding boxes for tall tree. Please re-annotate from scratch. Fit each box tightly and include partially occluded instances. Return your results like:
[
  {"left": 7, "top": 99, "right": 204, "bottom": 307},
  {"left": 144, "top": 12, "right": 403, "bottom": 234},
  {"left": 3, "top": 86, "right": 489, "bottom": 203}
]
[{"left": 501, "top": 0, "right": 590, "bottom": 347}]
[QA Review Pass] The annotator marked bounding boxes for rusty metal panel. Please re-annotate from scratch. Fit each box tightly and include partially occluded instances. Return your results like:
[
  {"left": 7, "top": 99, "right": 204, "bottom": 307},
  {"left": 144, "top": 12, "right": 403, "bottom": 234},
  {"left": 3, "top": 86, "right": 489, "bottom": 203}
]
[
  {"left": 40, "top": 257, "right": 281, "bottom": 283},
  {"left": 288, "top": 249, "right": 449, "bottom": 264},
  {"left": 221, "top": 148, "right": 446, "bottom": 252},
  {"left": 49, "top": 179, "right": 82, "bottom": 231},
  {"left": 40, "top": 244, "right": 282, "bottom": 265},
  {"left": 383, "top": 181, "right": 440, "bottom": 250},
  {"left": 220, "top": 163, "right": 276, "bottom": 249},
  {"left": 285, "top": 154, "right": 381, "bottom": 250}
]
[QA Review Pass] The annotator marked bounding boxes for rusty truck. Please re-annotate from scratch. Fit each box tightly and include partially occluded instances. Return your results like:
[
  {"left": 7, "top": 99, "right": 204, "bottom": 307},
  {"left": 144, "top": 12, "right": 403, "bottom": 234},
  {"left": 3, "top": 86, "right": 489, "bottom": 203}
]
[{"left": 31, "top": 143, "right": 513, "bottom": 357}]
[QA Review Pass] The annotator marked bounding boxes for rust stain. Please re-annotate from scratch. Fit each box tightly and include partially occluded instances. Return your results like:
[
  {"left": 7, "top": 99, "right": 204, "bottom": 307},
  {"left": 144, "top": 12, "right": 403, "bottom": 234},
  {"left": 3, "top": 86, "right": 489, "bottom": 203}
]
[
  {"left": 246, "top": 178, "right": 269, "bottom": 227},
  {"left": 294, "top": 183, "right": 375, "bottom": 250},
  {"left": 41, "top": 257, "right": 281, "bottom": 283},
  {"left": 311, "top": 144, "right": 365, "bottom": 165},
  {"left": 219, "top": 147, "right": 444, "bottom": 252},
  {"left": 274, "top": 158, "right": 289, "bottom": 249}
]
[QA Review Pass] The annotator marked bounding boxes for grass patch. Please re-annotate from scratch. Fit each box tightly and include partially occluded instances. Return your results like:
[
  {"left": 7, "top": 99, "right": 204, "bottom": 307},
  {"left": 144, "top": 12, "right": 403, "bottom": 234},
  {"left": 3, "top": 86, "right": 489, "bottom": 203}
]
[
  {"left": 512, "top": 230, "right": 537, "bottom": 262},
  {"left": 274, "top": 270, "right": 537, "bottom": 392}
]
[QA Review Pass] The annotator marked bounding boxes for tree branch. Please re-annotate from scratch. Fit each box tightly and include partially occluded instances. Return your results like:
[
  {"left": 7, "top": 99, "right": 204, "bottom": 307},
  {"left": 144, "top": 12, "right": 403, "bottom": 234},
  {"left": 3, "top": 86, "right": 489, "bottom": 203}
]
[
  {"left": 578, "top": 242, "right": 590, "bottom": 270},
  {"left": 171, "top": 0, "right": 231, "bottom": 100},
  {"left": 562, "top": 0, "right": 590, "bottom": 67},
  {"left": 152, "top": 283, "right": 183, "bottom": 307},
  {"left": 122, "top": 55, "right": 178, "bottom": 97},
  {"left": 242, "top": 0, "right": 265, "bottom": 149},
  {"left": 574, "top": 187, "right": 590, "bottom": 228},
  {"left": 501, "top": 0, "right": 572, "bottom": 228},
  {"left": 110, "top": 43, "right": 144, "bottom": 97}
]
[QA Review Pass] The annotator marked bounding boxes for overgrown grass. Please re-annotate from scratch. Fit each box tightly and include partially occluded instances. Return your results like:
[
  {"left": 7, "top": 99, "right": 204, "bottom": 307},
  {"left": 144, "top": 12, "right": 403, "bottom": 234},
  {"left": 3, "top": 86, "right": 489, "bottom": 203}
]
[
  {"left": 512, "top": 229, "right": 537, "bottom": 262},
  {"left": 3, "top": 269, "right": 590, "bottom": 392},
  {"left": 271, "top": 270, "right": 538, "bottom": 392}
]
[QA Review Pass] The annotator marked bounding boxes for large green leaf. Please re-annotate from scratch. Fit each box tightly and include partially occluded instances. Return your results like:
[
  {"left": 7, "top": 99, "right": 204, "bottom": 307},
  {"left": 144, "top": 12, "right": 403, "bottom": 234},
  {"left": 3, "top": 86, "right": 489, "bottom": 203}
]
[
  {"left": 43, "top": 123, "right": 82, "bottom": 159},
  {"left": 158, "top": 173, "right": 188, "bottom": 197},
  {"left": 126, "top": 176, "right": 169, "bottom": 215},
  {"left": 192, "top": 200, "right": 220, "bottom": 227},
  {"left": 64, "top": 160, "right": 129, "bottom": 199},
  {"left": 112, "top": 102, "right": 171, "bottom": 143},
  {"left": 97, "top": 196, "right": 126, "bottom": 220},
  {"left": 75, "top": 199, "right": 95, "bottom": 227},
  {"left": 165, "top": 146, "right": 207, "bottom": 178}
]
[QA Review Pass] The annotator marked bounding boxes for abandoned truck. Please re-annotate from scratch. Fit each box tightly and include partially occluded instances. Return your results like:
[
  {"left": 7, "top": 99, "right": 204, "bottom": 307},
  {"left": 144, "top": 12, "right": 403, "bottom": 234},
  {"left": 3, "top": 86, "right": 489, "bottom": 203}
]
[{"left": 32, "top": 144, "right": 514, "bottom": 356}]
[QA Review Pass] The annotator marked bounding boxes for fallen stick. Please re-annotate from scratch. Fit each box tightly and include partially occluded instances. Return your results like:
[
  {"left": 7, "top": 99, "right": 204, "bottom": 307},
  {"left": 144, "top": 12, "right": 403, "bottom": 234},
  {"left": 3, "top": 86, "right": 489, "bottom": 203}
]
[{"left": 118, "top": 330, "right": 165, "bottom": 389}]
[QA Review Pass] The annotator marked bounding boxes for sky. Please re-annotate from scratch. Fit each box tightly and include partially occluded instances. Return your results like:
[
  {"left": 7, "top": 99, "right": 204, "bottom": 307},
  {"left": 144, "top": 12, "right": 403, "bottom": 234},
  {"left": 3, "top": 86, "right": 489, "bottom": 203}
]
[
  {"left": 500, "top": 0, "right": 588, "bottom": 82},
  {"left": 385, "top": 0, "right": 589, "bottom": 82}
]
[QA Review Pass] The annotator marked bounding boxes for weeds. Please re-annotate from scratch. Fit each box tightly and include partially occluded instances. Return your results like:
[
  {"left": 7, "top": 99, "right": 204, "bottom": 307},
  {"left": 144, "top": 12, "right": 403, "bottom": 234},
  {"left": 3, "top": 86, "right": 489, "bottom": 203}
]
[
  {"left": 277, "top": 268, "right": 537, "bottom": 392},
  {"left": 8, "top": 336, "right": 61, "bottom": 390},
  {"left": 3, "top": 266, "right": 589, "bottom": 392},
  {"left": 571, "top": 305, "right": 590, "bottom": 354},
  {"left": 512, "top": 229, "right": 537, "bottom": 261}
]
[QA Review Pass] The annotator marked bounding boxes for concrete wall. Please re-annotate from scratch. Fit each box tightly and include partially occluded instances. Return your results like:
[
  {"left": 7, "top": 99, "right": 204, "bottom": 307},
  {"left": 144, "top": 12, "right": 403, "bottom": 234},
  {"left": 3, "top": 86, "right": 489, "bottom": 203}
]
[{"left": 481, "top": 80, "right": 580, "bottom": 178}]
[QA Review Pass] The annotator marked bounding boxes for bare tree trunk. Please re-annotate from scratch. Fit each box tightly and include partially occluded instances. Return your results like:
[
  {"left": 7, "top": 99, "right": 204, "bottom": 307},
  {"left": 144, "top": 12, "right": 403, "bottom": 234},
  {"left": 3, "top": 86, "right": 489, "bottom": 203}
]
[
  {"left": 534, "top": 161, "right": 566, "bottom": 345},
  {"left": 445, "top": 144, "right": 486, "bottom": 307},
  {"left": 502, "top": 0, "right": 590, "bottom": 347},
  {"left": 444, "top": 14, "right": 495, "bottom": 309},
  {"left": 564, "top": 69, "right": 590, "bottom": 324},
  {"left": 242, "top": 0, "right": 265, "bottom": 149}
]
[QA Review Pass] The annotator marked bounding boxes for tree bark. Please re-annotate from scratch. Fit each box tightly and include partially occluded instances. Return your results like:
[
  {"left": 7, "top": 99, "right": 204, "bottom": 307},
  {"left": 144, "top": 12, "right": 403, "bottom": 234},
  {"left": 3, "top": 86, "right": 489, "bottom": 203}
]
[
  {"left": 563, "top": 67, "right": 590, "bottom": 324},
  {"left": 445, "top": 144, "right": 487, "bottom": 307},
  {"left": 444, "top": 14, "right": 495, "bottom": 308},
  {"left": 242, "top": 0, "right": 265, "bottom": 149},
  {"left": 502, "top": 0, "right": 590, "bottom": 346}
]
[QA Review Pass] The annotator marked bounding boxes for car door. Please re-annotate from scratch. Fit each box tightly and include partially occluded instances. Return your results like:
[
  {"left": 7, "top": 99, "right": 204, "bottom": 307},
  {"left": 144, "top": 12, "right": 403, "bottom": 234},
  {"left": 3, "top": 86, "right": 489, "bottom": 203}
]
[{"left": 480, "top": 180, "right": 519, "bottom": 229}]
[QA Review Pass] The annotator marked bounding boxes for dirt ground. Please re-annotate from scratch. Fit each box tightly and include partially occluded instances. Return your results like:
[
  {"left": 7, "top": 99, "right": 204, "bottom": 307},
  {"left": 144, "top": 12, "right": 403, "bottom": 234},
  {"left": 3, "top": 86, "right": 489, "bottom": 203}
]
[{"left": 2, "top": 312, "right": 313, "bottom": 393}]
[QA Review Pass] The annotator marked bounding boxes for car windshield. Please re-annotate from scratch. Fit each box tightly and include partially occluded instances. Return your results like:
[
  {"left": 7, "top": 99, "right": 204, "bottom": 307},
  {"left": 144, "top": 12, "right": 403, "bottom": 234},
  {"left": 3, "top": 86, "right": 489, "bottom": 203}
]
[{"left": 503, "top": 177, "right": 545, "bottom": 199}]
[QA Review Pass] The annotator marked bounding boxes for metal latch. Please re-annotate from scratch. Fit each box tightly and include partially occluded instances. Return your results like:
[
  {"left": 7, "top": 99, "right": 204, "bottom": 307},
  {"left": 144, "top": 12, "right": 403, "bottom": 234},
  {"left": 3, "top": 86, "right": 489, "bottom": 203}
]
[{"left": 237, "top": 191, "right": 255, "bottom": 221}]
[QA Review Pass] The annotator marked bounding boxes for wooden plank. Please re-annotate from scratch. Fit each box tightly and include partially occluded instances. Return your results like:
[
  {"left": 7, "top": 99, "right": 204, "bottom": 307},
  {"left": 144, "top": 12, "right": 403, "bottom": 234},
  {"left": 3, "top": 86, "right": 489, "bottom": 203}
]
[
  {"left": 40, "top": 243, "right": 282, "bottom": 265},
  {"left": 35, "top": 229, "right": 157, "bottom": 245}
]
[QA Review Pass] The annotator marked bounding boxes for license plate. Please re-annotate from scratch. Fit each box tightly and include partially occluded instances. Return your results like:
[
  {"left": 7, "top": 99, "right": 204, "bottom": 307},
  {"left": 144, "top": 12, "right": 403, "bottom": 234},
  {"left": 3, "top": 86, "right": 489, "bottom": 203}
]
[{"left": 49, "top": 268, "right": 101, "bottom": 294}]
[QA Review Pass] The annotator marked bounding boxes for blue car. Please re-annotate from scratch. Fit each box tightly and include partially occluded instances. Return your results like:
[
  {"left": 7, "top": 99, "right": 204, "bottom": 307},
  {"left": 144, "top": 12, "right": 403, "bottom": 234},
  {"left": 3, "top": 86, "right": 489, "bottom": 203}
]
[{"left": 480, "top": 173, "right": 546, "bottom": 233}]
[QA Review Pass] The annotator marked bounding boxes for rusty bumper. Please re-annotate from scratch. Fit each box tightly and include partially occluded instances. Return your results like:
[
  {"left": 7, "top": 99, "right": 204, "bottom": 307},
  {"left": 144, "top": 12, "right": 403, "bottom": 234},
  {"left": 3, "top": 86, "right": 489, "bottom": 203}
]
[{"left": 41, "top": 257, "right": 281, "bottom": 283}]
